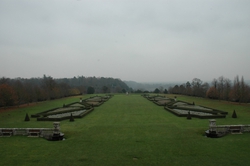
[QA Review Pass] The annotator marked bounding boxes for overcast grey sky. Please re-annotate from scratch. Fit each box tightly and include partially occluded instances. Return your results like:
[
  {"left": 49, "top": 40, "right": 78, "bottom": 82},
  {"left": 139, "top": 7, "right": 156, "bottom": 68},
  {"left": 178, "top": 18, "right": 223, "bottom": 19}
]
[{"left": 1, "top": 0, "right": 250, "bottom": 82}]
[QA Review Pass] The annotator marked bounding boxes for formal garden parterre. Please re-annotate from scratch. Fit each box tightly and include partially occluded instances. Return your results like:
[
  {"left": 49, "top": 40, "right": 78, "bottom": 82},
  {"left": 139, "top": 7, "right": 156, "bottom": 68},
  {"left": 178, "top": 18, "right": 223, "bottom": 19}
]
[
  {"left": 0, "top": 95, "right": 112, "bottom": 141},
  {"left": 31, "top": 95, "right": 112, "bottom": 121},
  {"left": 1, "top": 94, "right": 250, "bottom": 165},
  {"left": 142, "top": 94, "right": 228, "bottom": 119}
]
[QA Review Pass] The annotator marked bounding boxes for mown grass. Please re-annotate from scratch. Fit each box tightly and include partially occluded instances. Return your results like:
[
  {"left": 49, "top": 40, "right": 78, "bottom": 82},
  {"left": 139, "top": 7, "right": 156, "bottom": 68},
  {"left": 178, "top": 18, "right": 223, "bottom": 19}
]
[{"left": 0, "top": 94, "right": 250, "bottom": 165}]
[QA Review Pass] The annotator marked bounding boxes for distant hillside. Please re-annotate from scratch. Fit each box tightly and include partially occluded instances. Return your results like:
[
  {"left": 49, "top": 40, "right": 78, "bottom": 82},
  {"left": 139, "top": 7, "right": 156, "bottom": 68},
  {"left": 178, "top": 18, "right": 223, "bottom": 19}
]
[
  {"left": 124, "top": 81, "right": 178, "bottom": 91},
  {"left": 56, "top": 76, "right": 129, "bottom": 93}
]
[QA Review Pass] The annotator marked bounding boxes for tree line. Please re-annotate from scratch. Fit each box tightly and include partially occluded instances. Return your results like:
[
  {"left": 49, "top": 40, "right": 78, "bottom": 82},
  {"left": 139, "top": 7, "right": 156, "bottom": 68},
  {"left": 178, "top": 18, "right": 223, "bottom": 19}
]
[
  {"left": 0, "top": 75, "right": 129, "bottom": 107},
  {"left": 168, "top": 75, "right": 250, "bottom": 103}
]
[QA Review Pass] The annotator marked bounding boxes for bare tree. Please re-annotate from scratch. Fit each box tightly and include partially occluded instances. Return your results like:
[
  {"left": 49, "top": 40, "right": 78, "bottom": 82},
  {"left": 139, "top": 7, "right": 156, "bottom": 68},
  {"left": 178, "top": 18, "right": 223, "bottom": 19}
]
[
  {"left": 185, "top": 81, "right": 192, "bottom": 96},
  {"left": 218, "top": 76, "right": 224, "bottom": 100},
  {"left": 224, "top": 78, "right": 231, "bottom": 100},
  {"left": 211, "top": 78, "right": 218, "bottom": 89},
  {"left": 179, "top": 84, "right": 186, "bottom": 94},
  {"left": 206, "top": 86, "right": 219, "bottom": 99},
  {"left": 201, "top": 82, "right": 210, "bottom": 97},
  {"left": 42, "top": 75, "right": 57, "bottom": 100},
  {"left": 240, "top": 76, "right": 247, "bottom": 102},
  {"left": 230, "top": 75, "right": 240, "bottom": 102},
  {"left": 192, "top": 78, "right": 203, "bottom": 97}
]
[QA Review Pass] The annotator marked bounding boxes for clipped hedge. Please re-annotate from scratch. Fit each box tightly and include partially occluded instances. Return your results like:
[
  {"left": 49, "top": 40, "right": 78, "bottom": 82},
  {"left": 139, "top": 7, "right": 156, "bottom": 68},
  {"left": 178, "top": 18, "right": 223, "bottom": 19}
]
[
  {"left": 37, "top": 108, "right": 94, "bottom": 121},
  {"left": 31, "top": 104, "right": 85, "bottom": 118},
  {"left": 32, "top": 95, "right": 112, "bottom": 121},
  {"left": 31, "top": 107, "right": 61, "bottom": 118},
  {"left": 41, "top": 107, "right": 84, "bottom": 117},
  {"left": 164, "top": 107, "right": 226, "bottom": 119},
  {"left": 166, "top": 100, "right": 228, "bottom": 116},
  {"left": 143, "top": 95, "right": 228, "bottom": 119}
]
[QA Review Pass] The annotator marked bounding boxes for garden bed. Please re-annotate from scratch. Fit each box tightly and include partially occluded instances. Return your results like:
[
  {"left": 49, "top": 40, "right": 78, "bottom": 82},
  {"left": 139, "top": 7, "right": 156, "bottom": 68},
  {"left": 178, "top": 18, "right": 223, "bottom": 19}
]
[
  {"left": 31, "top": 95, "right": 112, "bottom": 121},
  {"left": 165, "top": 107, "right": 227, "bottom": 119},
  {"left": 37, "top": 108, "right": 94, "bottom": 121},
  {"left": 143, "top": 95, "right": 228, "bottom": 119}
]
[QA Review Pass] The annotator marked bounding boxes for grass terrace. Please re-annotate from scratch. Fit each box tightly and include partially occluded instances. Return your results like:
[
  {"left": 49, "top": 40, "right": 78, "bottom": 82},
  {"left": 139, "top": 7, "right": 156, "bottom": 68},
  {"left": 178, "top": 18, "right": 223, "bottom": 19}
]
[{"left": 0, "top": 94, "right": 250, "bottom": 165}]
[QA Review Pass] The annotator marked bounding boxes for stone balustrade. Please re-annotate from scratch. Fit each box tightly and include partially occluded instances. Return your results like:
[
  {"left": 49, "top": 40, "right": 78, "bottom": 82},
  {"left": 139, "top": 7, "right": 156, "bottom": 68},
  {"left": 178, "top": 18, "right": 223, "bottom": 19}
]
[
  {"left": 206, "top": 119, "right": 250, "bottom": 138},
  {"left": 0, "top": 122, "right": 64, "bottom": 141}
]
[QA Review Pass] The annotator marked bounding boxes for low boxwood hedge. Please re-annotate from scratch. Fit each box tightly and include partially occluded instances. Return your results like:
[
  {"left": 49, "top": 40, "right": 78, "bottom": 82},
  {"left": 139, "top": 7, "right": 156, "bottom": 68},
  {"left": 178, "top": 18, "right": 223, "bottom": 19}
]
[{"left": 37, "top": 108, "right": 94, "bottom": 121}]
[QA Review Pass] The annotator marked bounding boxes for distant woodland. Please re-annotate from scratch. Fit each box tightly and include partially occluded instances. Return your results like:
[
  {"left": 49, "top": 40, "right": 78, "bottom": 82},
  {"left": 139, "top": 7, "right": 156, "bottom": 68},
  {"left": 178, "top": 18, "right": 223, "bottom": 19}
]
[
  {"left": 168, "top": 75, "right": 250, "bottom": 103},
  {"left": 1, "top": 75, "right": 249, "bottom": 108},
  {"left": 0, "top": 75, "right": 129, "bottom": 107}
]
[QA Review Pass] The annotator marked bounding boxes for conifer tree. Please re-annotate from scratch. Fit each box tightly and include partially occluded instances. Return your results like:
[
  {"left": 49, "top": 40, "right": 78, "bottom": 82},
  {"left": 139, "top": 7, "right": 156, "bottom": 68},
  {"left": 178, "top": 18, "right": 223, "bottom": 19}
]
[
  {"left": 232, "top": 110, "right": 237, "bottom": 118},
  {"left": 69, "top": 113, "right": 74, "bottom": 122},
  {"left": 24, "top": 113, "right": 30, "bottom": 121},
  {"left": 187, "top": 111, "right": 192, "bottom": 120}
]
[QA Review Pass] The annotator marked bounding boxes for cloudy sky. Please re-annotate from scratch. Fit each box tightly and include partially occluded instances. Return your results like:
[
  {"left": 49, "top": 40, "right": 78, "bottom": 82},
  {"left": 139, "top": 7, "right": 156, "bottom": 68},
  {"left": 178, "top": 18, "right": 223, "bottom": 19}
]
[{"left": 1, "top": 0, "right": 250, "bottom": 83}]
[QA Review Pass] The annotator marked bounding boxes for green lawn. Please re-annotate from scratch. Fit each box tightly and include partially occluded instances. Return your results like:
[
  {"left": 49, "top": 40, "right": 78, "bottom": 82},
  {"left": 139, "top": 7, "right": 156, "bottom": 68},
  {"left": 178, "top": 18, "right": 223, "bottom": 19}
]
[{"left": 0, "top": 94, "right": 250, "bottom": 166}]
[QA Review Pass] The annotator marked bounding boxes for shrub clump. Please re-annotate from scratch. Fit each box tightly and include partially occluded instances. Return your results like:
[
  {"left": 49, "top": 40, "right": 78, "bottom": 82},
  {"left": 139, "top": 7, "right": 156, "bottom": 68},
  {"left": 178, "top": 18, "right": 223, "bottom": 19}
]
[
  {"left": 187, "top": 111, "right": 192, "bottom": 120},
  {"left": 69, "top": 113, "right": 74, "bottom": 122},
  {"left": 24, "top": 113, "right": 30, "bottom": 121},
  {"left": 232, "top": 110, "right": 237, "bottom": 118}
]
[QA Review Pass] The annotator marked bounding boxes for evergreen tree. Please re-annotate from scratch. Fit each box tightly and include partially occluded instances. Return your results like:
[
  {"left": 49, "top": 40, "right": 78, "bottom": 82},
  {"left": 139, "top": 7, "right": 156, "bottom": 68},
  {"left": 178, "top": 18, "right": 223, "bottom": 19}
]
[
  {"left": 187, "top": 111, "right": 192, "bottom": 120},
  {"left": 163, "top": 89, "right": 168, "bottom": 94},
  {"left": 87, "top": 86, "right": 95, "bottom": 94},
  {"left": 69, "top": 113, "right": 74, "bottom": 122},
  {"left": 154, "top": 88, "right": 160, "bottom": 93},
  {"left": 232, "top": 110, "right": 237, "bottom": 118},
  {"left": 24, "top": 113, "right": 30, "bottom": 121}
]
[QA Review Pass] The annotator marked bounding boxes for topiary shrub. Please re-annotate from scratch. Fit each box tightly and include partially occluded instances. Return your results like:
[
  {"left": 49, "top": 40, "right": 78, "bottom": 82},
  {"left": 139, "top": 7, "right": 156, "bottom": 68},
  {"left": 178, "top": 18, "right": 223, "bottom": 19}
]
[
  {"left": 69, "top": 113, "right": 74, "bottom": 122},
  {"left": 187, "top": 111, "right": 192, "bottom": 120},
  {"left": 232, "top": 110, "right": 237, "bottom": 118},
  {"left": 24, "top": 113, "right": 30, "bottom": 121}
]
